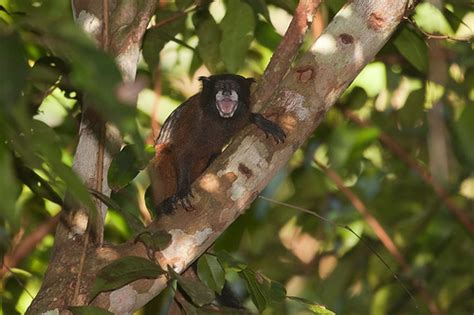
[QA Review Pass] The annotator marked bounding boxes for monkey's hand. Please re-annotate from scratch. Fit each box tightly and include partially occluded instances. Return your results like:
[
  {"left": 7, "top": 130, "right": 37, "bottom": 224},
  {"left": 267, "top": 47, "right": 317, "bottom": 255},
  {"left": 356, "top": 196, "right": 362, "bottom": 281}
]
[
  {"left": 251, "top": 113, "right": 286, "bottom": 144},
  {"left": 175, "top": 187, "right": 195, "bottom": 212},
  {"left": 159, "top": 188, "right": 195, "bottom": 214}
]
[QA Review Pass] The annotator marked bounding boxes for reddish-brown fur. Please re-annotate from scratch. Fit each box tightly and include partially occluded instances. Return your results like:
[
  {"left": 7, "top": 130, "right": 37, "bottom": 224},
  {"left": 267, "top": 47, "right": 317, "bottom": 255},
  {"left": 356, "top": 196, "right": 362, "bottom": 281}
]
[{"left": 149, "top": 74, "right": 285, "bottom": 215}]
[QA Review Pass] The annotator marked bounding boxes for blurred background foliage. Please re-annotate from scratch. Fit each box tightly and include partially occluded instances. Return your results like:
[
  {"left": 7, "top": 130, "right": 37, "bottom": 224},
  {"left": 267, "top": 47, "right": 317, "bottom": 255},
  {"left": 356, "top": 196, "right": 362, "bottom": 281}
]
[{"left": 0, "top": 0, "right": 473, "bottom": 314}]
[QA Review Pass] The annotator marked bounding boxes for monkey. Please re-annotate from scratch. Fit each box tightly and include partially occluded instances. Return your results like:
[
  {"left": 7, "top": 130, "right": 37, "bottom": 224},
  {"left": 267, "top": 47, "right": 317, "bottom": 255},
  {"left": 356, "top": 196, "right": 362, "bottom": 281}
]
[{"left": 149, "top": 74, "right": 286, "bottom": 215}]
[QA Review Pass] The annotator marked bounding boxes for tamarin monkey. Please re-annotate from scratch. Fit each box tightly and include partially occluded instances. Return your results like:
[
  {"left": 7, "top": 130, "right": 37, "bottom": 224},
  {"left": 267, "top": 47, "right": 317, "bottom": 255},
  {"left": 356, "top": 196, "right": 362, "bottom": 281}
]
[{"left": 149, "top": 74, "right": 286, "bottom": 215}]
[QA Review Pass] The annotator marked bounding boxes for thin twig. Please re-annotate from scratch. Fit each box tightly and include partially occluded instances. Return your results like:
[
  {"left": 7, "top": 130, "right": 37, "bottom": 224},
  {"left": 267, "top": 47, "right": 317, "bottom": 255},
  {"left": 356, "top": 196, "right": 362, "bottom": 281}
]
[
  {"left": 343, "top": 109, "right": 474, "bottom": 236},
  {"left": 0, "top": 214, "right": 60, "bottom": 278},
  {"left": 403, "top": 16, "right": 472, "bottom": 42},
  {"left": 151, "top": 3, "right": 208, "bottom": 30},
  {"left": 103, "top": 0, "right": 110, "bottom": 50},
  {"left": 252, "top": 0, "right": 322, "bottom": 111}
]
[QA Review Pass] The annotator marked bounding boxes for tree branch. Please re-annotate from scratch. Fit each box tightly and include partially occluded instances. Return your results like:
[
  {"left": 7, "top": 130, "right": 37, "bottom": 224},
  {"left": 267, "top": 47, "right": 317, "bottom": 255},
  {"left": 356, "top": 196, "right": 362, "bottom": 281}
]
[
  {"left": 0, "top": 214, "right": 59, "bottom": 278},
  {"left": 252, "top": 0, "right": 320, "bottom": 112}
]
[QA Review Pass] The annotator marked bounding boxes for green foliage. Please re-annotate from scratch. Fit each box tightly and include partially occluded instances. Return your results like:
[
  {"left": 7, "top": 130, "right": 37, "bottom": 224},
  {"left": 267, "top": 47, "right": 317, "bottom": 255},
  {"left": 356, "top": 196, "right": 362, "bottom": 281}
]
[
  {"left": 239, "top": 268, "right": 286, "bottom": 312},
  {"left": 169, "top": 268, "right": 216, "bottom": 307},
  {"left": 108, "top": 144, "right": 154, "bottom": 192},
  {"left": 393, "top": 27, "right": 428, "bottom": 74},
  {"left": 219, "top": 0, "right": 256, "bottom": 73},
  {"left": 197, "top": 254, "right": 226, "bottom": 294},
  {"left": 1, "top": 0, "right": 473, "bottom": 314},
  {"left": 90, "top": 256, "right": 165, "bottom": 301}
]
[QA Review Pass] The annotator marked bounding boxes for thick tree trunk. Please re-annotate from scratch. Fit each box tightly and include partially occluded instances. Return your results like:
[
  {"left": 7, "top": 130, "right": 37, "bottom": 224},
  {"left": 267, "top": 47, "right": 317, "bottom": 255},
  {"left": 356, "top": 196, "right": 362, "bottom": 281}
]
[{"left": 27, "top": 1, "right": 156, "bottom": 313}]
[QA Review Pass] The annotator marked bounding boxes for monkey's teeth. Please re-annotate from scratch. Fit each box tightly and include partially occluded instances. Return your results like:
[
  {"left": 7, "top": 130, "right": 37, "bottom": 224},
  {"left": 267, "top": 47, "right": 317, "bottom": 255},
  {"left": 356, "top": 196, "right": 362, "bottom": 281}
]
[{"left": 217, "top": 99, "right": 237, "bottom": 118}]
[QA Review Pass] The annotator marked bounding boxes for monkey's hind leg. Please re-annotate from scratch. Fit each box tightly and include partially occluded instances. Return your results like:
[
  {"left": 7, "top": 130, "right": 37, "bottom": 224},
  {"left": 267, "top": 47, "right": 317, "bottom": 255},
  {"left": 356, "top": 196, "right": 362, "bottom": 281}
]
[{"left": 149, "top": 145, "right": 177, "bottom": 215}]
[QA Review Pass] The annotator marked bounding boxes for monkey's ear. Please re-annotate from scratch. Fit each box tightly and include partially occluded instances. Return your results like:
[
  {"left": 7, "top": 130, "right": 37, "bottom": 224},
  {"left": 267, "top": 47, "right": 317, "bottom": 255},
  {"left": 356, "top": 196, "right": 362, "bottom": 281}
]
[{"left": 198, "top": 76, "right": 210, "bottom": 82}]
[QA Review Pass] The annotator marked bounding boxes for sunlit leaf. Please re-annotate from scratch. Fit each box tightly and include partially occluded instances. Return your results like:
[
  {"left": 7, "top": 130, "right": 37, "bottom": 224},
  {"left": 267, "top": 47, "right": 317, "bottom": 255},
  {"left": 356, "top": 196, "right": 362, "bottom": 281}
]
[
  {"left": 289, "top": 296, "right": 336, "bottom": 315},
  {"left": 15, "top": 163, "right": 63, "bottom": 205},
  {"left": 197, "top": 254, "right": 225, "bottom": 294},
  {"left": 108, "top": 144, "right": 154, "bottom": 192},
  {"left": 90, "top": 256, "right": 165, "bottom": 301},
  {"left": 89, "top": 189, "right": 144, "bottom": 233},
  {"left": 193, "top": 10, "right": 223, "bottom": 73},
  {"left": 219, "top": 0, "right": 255, "bottom": 72},
  {"left": 169, "top": 268, "right": 215, "bottom": 307},
  {"left": 413, "top": 3, "right": 453, "bottom": 34}
]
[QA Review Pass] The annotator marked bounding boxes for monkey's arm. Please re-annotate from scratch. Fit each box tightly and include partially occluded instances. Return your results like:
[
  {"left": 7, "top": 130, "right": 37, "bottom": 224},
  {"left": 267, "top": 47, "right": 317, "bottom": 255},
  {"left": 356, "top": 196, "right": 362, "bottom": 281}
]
[
  {"left": 155, "top": 94, "right": 199, "bottom": 145},
  {"left": 251, "top": 113, "right": 286, "bottom": 143}
]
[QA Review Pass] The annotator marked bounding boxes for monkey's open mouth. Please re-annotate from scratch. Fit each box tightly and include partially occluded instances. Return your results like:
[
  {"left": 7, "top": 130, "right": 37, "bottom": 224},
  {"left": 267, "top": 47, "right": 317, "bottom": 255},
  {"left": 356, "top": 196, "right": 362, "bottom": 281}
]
[{"left": 216, "top": 99, "right": 238, "bottom": 118}]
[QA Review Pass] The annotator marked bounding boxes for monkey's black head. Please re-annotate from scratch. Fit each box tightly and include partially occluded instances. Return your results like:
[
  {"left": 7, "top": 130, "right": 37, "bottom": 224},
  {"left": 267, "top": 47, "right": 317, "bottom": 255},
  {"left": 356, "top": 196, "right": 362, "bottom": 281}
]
[{"left": 199, "top": 74, "right": 255, "bottom": 118}]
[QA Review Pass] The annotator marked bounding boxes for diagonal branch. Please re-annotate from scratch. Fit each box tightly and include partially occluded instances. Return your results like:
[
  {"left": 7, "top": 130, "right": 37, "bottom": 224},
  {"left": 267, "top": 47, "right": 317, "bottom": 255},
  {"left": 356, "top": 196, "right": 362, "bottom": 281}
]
[{"left": 252, "top": 0, "right": 321, "bottom": 112}]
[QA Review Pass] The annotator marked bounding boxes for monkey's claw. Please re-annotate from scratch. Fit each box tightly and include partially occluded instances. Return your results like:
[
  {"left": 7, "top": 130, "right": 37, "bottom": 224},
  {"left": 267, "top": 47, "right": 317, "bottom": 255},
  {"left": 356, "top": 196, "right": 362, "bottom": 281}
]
[{"left": 176, "top": 188, "right": 195, "bottom": 212}]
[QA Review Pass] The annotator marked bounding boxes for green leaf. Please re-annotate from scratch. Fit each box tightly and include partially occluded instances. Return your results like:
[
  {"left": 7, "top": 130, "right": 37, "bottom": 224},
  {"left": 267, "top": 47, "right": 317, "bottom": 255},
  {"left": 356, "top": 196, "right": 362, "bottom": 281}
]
[
  {"left": 269, "top": 280, "right": 286, "bottom": 302},
  {"left": 135, "top": 230, "right": 172, "bottom": 252},
  {"left": 239, "top": 268, "right": 268, "bottom": 312},
  {"left": 0, "top": 29, "right": 28, "bottom": 108},
  {"left": 90, "top": 256, "right": 165, "bottom": 301},
  {"left": 243, "top": 0, "right": 271, "bottom": 24},
  {"left": 14, "top": 160, "right": 63, "bottom": 205},
  {"left": 453, "top": 105, "right": 474, "bottom": 169},
  {"left": 255, "top": 21, "right": 282, "bottom": 51},
  {"left": 267, "top": 0, "right": 297, "bottom": 13},
  {"left": 288, "top": 297, "right": 335, "bottom": 315},
  {"left": 143, "top": 10, "right": 186, "bottom": 71},
  {"left": 413, "top": 3, "right": 453, "bottom": 34},
  {"left": 169, "top": 268, "right": 215, "bottom": 307},
  {"left": 329, "top": 125, "right": 380, "bottom": 168},
  {"left": 108, "top": 144, "right": 154, "bottom": 192},
  {"left": 219, "top": 0, "right": 256, "bottom": 72},
  {"left": 176, "top": 0, "right": 194, "bottom": 10},
  {"left": 89, "top": 189, "right": 144, "bottom": 233},
  {"left": 216, "top": 251, "right": 247, "bottom": 272},
  {"left": 0, "top": 143, "right": 20, "bottom": 222},
  {"left": 69, "top": 306, "right": 113, "bottom": 315},
  {"left": 393, "top": 27, "right": 428, "bottom": 74},
  {"left": 197, "top": 254, "right": 225, "bottom": 294},
  {"left": 239, "top": 268, "right": 285, "bottom": 312},
  {"left": 193, "top": 10, "right": 223, "bottom": 73}
]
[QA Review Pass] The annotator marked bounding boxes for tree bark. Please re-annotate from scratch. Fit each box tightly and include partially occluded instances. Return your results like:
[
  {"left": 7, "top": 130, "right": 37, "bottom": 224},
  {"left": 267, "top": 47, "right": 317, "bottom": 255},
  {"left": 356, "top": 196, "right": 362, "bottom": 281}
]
[
  {"left": 28, "top": 0, "right": 413, "bottom": 314},
  {"left": 27, "top": 0, "right": 157, "bottom": 313}
]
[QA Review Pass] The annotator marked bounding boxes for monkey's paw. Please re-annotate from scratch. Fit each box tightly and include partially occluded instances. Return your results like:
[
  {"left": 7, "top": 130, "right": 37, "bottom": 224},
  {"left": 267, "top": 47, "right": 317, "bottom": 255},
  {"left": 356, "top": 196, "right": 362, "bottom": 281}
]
[{"left": 175, "top": 188, "right": 195, "bottom": 212}]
